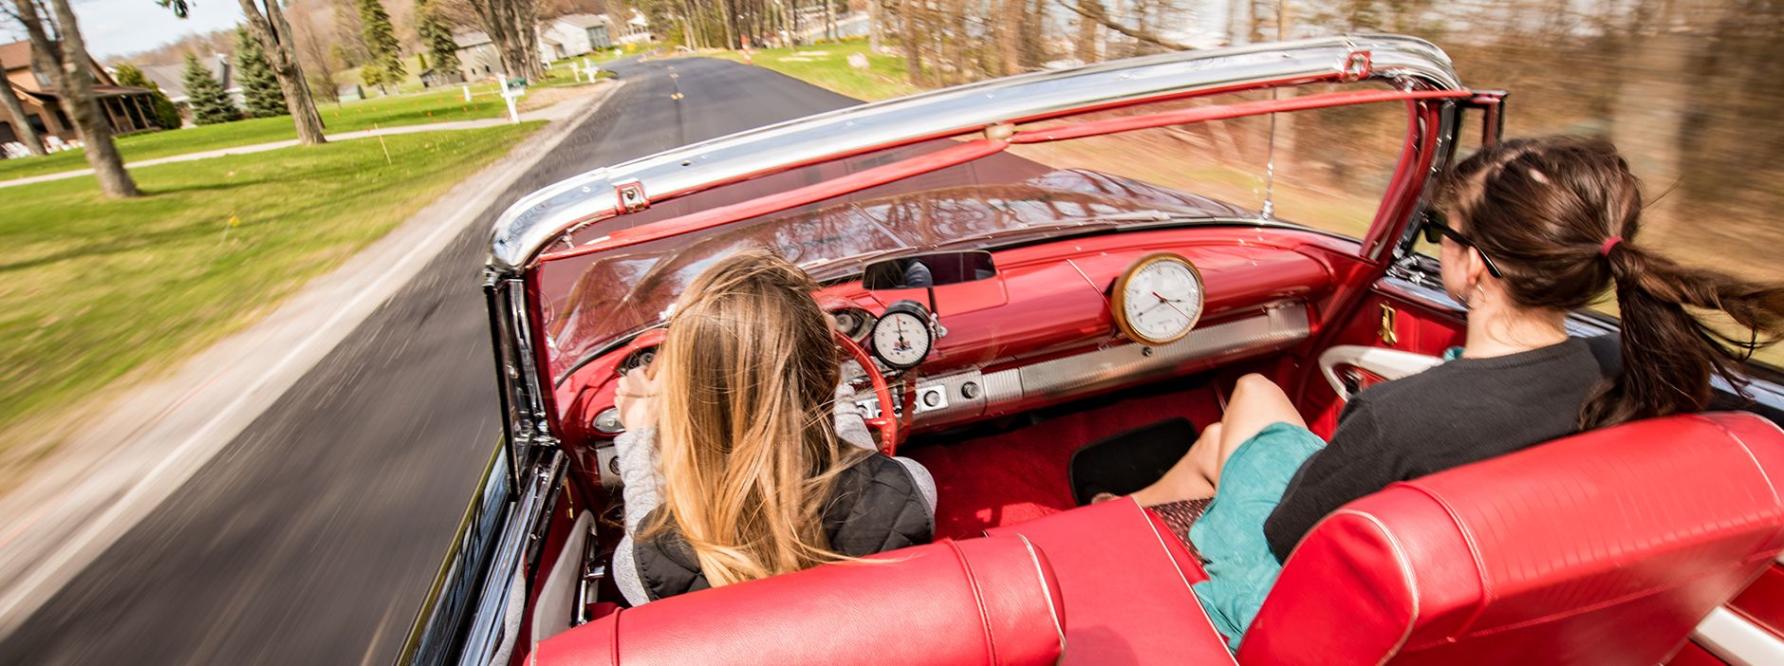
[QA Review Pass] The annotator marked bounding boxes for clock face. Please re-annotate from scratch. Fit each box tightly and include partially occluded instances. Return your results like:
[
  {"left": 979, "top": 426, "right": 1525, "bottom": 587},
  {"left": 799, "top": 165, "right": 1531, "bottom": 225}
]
[
  {"left": 1115, "top": 255, "right": 1204, "bottom": 345},
  {"left": 871, "top": 309, "right": 932, "bottom": 369}
]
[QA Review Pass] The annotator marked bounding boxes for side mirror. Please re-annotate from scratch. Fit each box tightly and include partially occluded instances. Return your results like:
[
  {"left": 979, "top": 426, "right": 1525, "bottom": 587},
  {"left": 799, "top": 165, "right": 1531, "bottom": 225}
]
[{"left": 862, "top": 251, "right": 997, "bottom": 290}]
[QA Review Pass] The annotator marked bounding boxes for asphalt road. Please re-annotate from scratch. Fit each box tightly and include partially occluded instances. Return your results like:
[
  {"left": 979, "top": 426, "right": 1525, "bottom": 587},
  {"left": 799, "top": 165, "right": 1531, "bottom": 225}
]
[{"left": 0, "top": 58, "right": 859, "bottom": 666}]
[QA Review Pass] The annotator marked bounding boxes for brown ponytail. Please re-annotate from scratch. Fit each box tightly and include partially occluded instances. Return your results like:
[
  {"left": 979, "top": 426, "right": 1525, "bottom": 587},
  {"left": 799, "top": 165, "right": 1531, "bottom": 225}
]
[{"left": 1439, "top": 136, "right": 1784, "bottom": 429}]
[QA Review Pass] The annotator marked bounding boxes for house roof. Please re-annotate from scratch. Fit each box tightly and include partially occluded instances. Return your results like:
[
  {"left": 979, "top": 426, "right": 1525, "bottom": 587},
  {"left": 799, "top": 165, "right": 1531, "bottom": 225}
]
[
  {"left": 139, "top": 55, "right": 236, "bottom": 102},
  {"left": 551, "top": 13, "right": 611, "bottom": 29},
  {"left": 454, "top": 31, "right": 492, "bottom": 49},
  {"left": 1, "top": 40, "right": 32, "bottom": 72}
]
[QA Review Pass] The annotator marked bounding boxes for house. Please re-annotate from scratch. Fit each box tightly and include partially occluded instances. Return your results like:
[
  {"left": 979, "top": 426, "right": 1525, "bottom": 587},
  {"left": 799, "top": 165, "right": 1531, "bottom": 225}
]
[
  {"left": 616, "top": 10, "right": 653, "bottom": 45},
  {"left": 453, "top": 31, "right": 504, "bottom": 82},
  {"left": 538, "top": 14, "right": 614, "bottom": 62},
  {"left": 1, "top": 39, "right": 163, "bottom": 153},
  {"left": 139, "top": 54, "right": 245, "bottom": 109}
]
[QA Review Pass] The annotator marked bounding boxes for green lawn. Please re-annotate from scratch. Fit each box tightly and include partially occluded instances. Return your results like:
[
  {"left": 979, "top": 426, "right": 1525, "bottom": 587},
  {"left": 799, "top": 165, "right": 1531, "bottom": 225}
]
[
  {"left": 0, "top": 86, "right": 515, "bottom": 181},
  {"left": 0, "top": 122, "right": 543, "bottom": 453},
  {"left": 705, "top": 39, "right": 920, "bottom": 101}
]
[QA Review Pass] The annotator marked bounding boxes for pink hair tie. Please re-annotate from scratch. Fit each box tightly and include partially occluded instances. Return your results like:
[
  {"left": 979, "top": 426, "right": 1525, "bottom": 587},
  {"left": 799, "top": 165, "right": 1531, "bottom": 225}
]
[{"left": 1599, "top": 235, "right": 1624, "bottom": 257}]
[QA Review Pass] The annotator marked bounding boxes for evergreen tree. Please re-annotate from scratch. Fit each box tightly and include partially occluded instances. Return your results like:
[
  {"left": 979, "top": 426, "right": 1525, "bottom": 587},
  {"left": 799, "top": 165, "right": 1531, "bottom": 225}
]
[
  {"left": 416, "top": 0, "right": 461, "bottom": 79},
  {"left": 113, "top": 63, "right": 183, "bottom": 129},
  {"left": 360, "top": 62, "right": 387, "bottom": 94},
  {"left": 181, "top": 53, "right": 239, "bottom": 125},
  {"left": 358, "top": 0, "right": 406, "bottom": 91},
  {"left": 235, "top": 27, "right": 288, "bottom": 118}
]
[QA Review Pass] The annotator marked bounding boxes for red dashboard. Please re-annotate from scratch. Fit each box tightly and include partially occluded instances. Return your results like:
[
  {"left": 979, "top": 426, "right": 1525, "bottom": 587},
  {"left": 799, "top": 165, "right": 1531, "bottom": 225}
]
[{"left": 551, "top": 225, "right": 1358, "bottom": 486}]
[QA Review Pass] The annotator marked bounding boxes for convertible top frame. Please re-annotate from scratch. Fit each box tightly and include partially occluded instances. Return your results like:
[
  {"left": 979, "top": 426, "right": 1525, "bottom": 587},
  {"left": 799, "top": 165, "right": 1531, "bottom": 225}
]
[{"left": 486, "top": 34, "right": 1463, "bottom": 274}]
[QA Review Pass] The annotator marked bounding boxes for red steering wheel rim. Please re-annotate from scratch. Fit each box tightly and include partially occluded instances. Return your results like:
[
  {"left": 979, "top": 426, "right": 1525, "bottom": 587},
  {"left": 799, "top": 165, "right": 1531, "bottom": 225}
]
[{"left": 834, "top": 331, "right": 899, "bottom": 454}]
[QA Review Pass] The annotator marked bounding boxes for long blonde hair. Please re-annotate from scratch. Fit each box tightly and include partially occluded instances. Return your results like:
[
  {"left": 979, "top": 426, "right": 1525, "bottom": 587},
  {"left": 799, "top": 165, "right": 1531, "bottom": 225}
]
[{"left": 643, "top": 250, "right": 871, "bottom": 586}]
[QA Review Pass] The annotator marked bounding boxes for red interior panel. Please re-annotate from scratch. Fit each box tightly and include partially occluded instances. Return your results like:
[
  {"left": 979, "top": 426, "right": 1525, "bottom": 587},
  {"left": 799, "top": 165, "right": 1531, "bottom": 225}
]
[
  {"left": 1300, "top": 287, "right": 1464, "bottom": 439},
  {"left": 1729, "top": 562, "right": 1784, "bottom": 639},
  {"left": 905, "top": 384, "right": 1223, "bottom": 540}
]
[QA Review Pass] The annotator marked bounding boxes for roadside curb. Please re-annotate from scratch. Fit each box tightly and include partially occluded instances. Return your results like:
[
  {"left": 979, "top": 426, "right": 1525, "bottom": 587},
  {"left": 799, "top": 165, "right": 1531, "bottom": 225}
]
[{"left": 0, "top": 80, "right": 624, "bottom": 638}]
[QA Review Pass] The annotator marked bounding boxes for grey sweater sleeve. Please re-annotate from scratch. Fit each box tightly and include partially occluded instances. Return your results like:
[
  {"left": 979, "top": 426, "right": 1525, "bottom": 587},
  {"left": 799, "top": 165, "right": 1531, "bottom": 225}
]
[{"left": 611, "top": 427, "right": 662, "bottom": 607}]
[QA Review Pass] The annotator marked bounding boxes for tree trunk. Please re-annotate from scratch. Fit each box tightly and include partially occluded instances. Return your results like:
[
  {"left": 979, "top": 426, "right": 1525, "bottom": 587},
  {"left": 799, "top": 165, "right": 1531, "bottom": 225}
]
[
  {"left": 998, "top": 0, "right": 1022, "bottom": 75},
  {"left": 20, "top": 0, "right": 138, "bottom": 196},
  {"left": 0, "top": 75, "right": 45, "bottom": 156},
  {"left": 899, "top": 0, "right": 924, "bottom": 84},
  {"left": 240, "top": 0, "right": 328, "bottom": 145},
  {"left": 867, "top": 0, "right": 880, "bottom": 52}
]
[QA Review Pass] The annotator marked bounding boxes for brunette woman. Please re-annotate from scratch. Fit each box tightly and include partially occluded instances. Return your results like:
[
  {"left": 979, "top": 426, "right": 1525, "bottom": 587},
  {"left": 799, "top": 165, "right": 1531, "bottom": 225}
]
[
  {"left": 1133, "top": 136, "right": 1784, "bottom": 646},
  {"left": 609, "top": 250, "right": 936, "bottom": 604}
]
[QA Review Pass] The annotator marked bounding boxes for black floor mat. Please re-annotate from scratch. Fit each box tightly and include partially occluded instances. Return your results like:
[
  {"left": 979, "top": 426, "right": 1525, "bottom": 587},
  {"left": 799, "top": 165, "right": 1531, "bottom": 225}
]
[{"left": 1068, "top": 418, "right": 1197, "bottom": 505}]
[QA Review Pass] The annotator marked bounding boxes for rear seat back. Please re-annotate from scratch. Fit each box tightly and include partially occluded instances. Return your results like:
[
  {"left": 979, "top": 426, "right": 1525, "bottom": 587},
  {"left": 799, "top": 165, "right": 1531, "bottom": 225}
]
[
  {"left": 1240, "top": 412, "right": 1784, "bottom": 664},
  {"left": 530, "top": 536, "right": 1066, "bottom": 666}
]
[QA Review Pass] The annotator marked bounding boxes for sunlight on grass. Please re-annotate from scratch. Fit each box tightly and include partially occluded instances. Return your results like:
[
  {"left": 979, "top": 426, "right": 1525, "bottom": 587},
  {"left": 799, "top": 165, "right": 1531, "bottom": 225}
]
[
  {"left": 0, "top": 86, "right": 516, "bottom": 181},
  {"left": 704, "top": 39, "right": 920, "bottom": 101},
  {"left": 0, "top": 123, "right": 542, "bottom": 451}
]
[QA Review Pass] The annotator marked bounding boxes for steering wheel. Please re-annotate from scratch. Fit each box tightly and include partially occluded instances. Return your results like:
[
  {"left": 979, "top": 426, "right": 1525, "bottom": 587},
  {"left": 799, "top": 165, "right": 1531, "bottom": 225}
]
[{"left": 834, "top": 331, "right": 900, "bottom": 454}]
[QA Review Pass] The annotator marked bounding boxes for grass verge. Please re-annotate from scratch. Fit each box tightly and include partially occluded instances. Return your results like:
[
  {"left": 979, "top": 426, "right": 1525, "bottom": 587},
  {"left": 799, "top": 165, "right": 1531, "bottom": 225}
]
[
  {"left": 704, "top": 39, "right": 920, "bottom": 101},
  {"left": 0, "top": 86, "right": 518, "bottom": 181},
  {"left": 0, "top": 122, "right": 543, "bottom": 456}
]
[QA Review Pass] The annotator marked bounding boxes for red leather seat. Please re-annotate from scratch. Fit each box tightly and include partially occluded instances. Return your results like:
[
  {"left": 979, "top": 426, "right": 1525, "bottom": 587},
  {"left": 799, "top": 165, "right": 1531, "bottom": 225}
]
[
  {"left": 529, "top": 536, "right": 1066, "bottom": 665},
  {"left": 1240, "top": 412, "right": 1784, "bottom": 664},
  {"left": 986, "top": 497, "right": 1235, "bottom": 664}
]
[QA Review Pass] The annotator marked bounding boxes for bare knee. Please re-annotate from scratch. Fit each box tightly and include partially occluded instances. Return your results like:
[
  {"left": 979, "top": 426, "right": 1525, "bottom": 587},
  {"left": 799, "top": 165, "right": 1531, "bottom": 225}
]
[{"left": 1233, "top": 373, "right": 1280, "bottom": 401}]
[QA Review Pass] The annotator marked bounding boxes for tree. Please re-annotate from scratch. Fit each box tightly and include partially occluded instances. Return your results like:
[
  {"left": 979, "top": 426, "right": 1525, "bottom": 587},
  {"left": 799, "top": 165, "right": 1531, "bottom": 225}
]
[
  {"left": 416, "top": 0, "right": 460, "bottom": 79},
  {"left": 113, "top": 63, "right": 183, "bottom": 129},
  {"left": 360, "top": 61, "right": 388, "bottom": 94},
  {"left": 182, "top": 53, "right": 240, "bottom": 125},
  {"left": 236, "top": 26, "right": 288, "bottom": 117},
  {"left": 6, "top": 0, "right": 138, "bottom": 196},
  {"left": 0, "top": 72, "right": 45, "bottom": 155},
  {"left": 465, "top": 0, "right": 544, "bottom": 81},
  {"left": 359, "top": 0, "right": 406, "bottom": 89},
  {"left": 160, "top": 0, "right": 328, "bottom": 145}
]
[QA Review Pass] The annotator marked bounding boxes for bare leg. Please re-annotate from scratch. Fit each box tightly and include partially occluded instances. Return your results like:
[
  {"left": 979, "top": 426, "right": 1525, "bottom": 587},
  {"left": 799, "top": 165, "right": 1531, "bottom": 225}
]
[
  {"left": 1131, "top": 374, "right": 1304, "bottom": 506},
  {"left": 1211, "top": 374, "right": 1306, "bottom": 474},
  {"left": 1130, "top": 422, "right": 1222, "bottom": 505}
]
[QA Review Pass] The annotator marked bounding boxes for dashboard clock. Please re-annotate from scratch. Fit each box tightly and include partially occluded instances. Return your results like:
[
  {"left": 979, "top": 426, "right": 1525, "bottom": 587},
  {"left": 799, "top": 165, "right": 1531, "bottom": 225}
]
[
  {"left": 1111, "top": 253, "right": 1204, "bottom": 346},
  {"left": 870, "top": 301, "right": 933, "bottom": 369}
]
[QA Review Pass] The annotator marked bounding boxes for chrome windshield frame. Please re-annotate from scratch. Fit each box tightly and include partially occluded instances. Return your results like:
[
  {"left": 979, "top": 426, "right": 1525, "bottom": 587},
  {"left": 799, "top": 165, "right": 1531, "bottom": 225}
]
[{"left": 485, "top": 34, "right": 1462, "bottom": 274}]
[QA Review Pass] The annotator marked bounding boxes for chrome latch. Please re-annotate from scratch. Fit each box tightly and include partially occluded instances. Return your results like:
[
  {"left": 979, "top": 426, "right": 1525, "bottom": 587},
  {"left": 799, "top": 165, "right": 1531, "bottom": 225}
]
[
  {"left": 1342, "top": 50, "right": 1373, "bottom": 81},
  {"left": 615, "top": 181, "right": 648, "bottom": 213},
  {"left": 1378, "top": 303, "right": 1399, "bottom": 346}
]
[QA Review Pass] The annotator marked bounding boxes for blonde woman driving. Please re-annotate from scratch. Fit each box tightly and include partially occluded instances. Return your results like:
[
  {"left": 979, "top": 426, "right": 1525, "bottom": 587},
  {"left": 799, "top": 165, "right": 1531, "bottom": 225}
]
[{"left": 609, "top": 250, "right": 937, "bottom": 604}]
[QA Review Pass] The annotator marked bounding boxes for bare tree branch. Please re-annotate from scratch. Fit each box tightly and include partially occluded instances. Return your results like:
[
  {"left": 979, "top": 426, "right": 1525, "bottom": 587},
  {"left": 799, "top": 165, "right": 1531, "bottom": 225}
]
[{"left": 1055, "top": 0, "right": 1193, "bottom": 51}]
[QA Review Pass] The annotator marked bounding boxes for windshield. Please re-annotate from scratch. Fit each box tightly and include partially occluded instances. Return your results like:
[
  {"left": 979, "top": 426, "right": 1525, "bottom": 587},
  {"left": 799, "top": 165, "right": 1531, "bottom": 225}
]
[{"left": 531, "top": 84, "right": 1412, "bottom": 378}]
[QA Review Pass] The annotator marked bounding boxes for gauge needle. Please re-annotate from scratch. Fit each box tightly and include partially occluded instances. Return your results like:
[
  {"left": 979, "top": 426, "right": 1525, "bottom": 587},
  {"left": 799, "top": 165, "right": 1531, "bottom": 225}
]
[{"left": 1152, "top": 291, "right": 1181, "bottom": 303}]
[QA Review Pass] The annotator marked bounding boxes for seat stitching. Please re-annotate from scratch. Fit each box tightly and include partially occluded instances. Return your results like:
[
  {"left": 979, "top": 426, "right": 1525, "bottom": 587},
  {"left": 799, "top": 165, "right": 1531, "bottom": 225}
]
[
  {"left": 1397, "top": 481, "right": 1492, "bottom": 639},
  {"left": 945, "top": 539, "right": 1000, "bottom": 664},
  {"left": 1129, "top": 499, "right": 1238, "bottom": 665},
  {"left": 1016, "top": 534, "right": 1068, "bottom": 655},
  {"left": 1328, "top": 509, "right": 1420, "bottom": 666},
  {"left": 609, "top": 610, "right": 621, "bottom": 666},
  {"left": 1704, "top": 413, "right": 1783, "bottom": 508}
]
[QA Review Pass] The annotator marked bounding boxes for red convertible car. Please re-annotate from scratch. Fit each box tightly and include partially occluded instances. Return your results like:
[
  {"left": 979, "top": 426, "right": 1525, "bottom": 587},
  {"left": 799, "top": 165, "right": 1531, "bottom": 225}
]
[{"left": 398, "top": 35, "right": 1784, "bottom": 665}]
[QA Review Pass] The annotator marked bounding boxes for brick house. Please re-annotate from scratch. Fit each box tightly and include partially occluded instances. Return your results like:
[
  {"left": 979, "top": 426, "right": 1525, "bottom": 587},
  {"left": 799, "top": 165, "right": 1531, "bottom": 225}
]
[{"left": 1, "top": 40, "right": 164, "bottom": 153}]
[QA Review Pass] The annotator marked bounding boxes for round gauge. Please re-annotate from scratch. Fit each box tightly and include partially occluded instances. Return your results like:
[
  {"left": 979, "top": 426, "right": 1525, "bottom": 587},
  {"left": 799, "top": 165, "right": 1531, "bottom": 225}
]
[
  {"left": 1111, "top": 253, "right": 1205, "bottom": 346},
  {"left": 831, "top": 307, "right": 876, "bottom": 343},
  {"left": 870, "top": 301, "right": 933, "bottom": 369}
]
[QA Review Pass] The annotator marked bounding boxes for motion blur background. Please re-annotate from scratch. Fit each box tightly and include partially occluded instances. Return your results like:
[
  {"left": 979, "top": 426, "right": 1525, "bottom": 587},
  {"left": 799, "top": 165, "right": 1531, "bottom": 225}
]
[{"left": 813, "top": 0, "right": 1780, "bottom": 283}]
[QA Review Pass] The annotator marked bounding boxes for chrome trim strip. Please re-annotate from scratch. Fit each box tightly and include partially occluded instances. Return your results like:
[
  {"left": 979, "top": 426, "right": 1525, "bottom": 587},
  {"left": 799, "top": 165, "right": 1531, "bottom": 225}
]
[
  {"left": 1695, "top": 605, "right": 1784, "bottom": 666},
  {"left": 488, "top": 35, "right": 1461, "bottom": 272},
  {"left": 1016, "top": 303, "right": 1309, "bottom": 399},
  {"left": 1014, "top": 534, "right": 1067, "bottom": 654},
  {"left": 458, "top": 450, "right": 565, "bottom": 666}
]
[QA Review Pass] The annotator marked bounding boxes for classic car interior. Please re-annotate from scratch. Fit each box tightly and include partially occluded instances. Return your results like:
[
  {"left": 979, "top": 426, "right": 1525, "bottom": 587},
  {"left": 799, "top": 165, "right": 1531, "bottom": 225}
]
[{"left": 437, "top": 37, "right": 1784, "bottom": 666}]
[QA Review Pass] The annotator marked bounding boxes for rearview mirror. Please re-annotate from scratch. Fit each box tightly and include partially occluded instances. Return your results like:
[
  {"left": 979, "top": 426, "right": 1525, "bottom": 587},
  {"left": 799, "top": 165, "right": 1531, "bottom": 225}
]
[{"left": 862, "top": 251, "right": 997, "bottom": 290}]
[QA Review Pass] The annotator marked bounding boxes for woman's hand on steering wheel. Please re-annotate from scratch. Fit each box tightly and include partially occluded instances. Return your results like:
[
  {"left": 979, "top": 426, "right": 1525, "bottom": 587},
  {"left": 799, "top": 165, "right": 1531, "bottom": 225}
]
[{"left": 833, "top": 331, "right": 900, "bottom": 455}]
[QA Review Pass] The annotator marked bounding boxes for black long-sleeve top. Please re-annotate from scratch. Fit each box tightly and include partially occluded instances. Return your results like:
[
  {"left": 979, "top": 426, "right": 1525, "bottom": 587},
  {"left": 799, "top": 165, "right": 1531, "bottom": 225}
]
[{"left": 1263, "top": 338, "right": 1608, "bottom": 562}]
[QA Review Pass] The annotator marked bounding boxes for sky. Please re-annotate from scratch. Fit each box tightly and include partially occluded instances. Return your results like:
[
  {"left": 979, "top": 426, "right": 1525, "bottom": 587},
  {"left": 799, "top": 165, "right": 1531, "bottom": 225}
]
[{"left": 2, "top": 0, "right": 248, "bottom": 60}]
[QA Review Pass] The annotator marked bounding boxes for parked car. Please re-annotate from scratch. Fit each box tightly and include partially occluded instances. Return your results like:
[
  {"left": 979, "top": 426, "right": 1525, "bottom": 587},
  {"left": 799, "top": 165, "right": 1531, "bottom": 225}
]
[{"left": 398, "top": 35, "right": 1784, "bottom": 665}]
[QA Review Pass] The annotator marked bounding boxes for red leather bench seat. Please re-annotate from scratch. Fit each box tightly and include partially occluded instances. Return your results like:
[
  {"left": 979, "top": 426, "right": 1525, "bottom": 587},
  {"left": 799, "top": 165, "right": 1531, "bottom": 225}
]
[
  {"left": 530, "top": 536, "right": 1066, "bottom": 665},
  {"left": 1242, "top": 412, "right": 1784, "bottom": 664},
  {"left": 987, "top": 497, "right": 1235, "bottom": 664}
]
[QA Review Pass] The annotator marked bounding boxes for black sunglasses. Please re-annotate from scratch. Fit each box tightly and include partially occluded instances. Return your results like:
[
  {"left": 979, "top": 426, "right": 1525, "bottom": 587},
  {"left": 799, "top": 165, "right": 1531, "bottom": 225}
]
[{"left": 1420, "top": 210, "right": 1504, "bottom": 278}]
